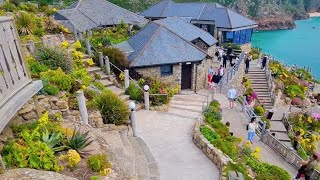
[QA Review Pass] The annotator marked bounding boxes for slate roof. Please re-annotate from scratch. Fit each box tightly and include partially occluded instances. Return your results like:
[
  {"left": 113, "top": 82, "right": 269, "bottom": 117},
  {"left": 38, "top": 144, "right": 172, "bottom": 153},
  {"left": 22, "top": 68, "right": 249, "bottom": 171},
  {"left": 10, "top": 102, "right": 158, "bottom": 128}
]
[
  {"left": 54, "top": 0, "right": 148, "bottom": 32},
  {"left": 114, "top": 22, "right": 208, "bottom": 68},
  {"left": 154, "top": 17, "right": 217, "bottom": 46},
  {"left": 140, "top": 0, "right": 257, "bottom": 29}
]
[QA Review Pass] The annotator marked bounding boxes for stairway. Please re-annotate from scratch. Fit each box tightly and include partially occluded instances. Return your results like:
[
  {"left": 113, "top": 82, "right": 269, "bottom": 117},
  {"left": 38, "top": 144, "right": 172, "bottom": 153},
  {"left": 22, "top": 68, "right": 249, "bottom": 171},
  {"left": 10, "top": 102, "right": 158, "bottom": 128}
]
[
  {"left": 268, "top": 109, "right": 292, "bottom": 148},
  {"left": 83, "top": 55, "right": 143, "bottom": 111},
  {"left": 167, "top": 90, "right": 208, "bottom": 120},
  {"left": 246, "top": 65, "right": 273, "bottom": 110},
  {"left": 92, "top": 127, "right": 159, "bottom": 179}
]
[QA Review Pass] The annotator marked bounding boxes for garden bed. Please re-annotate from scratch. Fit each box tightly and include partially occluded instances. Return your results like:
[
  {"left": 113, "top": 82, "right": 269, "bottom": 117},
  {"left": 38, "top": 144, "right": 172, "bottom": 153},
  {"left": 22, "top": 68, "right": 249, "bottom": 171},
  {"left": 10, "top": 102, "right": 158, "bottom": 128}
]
[{"left": 193, "top": 100, "right": 291, "bottom": 180}]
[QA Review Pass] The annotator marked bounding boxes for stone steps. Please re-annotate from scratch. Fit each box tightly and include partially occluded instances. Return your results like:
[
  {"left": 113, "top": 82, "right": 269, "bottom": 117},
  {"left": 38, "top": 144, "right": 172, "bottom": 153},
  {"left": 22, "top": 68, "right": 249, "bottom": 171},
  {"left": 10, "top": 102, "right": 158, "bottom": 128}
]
[
  {"left": 169, "top": 104, "right": 203, "bottom": 113},
  {"left": 98, "top": 79, "right": 114, "bottom": 87},
  {"left": 274, "top": 132, "right": 291, "bottom": 142},
  {"left": 269, "top": 121, "right": 287, "bottom": 133},
  {"left": 87, "top": 66, "right": 101, "bottom": 73}
]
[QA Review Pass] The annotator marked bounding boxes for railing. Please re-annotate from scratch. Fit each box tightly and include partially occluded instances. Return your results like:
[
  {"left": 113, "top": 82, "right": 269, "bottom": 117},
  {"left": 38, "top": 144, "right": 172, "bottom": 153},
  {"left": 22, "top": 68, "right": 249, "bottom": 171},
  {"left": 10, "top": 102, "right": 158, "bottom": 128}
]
[
  {"left": 21, "top": 32, "right": 66, "bottom": 54},
  {"left": 0, "top": 17, "right": 31, "bottom": 108}
]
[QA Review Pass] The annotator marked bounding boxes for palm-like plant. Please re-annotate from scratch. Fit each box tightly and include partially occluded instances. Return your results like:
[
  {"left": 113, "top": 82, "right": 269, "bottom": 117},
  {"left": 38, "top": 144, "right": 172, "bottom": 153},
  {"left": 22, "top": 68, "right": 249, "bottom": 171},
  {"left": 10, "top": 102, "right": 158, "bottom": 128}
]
[
  {"left": 42, "top": 128, "right": 67, "bottom": 152},
  {"left": 16, "top": 11, "right": 35, "bottom": 35},
  {"left": 66, "top": 127, "right": 93, "bottom": 152}
]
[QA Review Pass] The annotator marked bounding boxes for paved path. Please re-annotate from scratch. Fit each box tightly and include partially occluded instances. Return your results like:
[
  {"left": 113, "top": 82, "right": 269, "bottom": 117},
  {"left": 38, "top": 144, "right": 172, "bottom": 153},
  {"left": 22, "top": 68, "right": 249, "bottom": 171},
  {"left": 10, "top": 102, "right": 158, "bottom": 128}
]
[
  {"left": 135, "top": 92, "right": 220, "bottom": 180},
  {"left": 214, "top": 93, "right": 297, "bottom": 177}
]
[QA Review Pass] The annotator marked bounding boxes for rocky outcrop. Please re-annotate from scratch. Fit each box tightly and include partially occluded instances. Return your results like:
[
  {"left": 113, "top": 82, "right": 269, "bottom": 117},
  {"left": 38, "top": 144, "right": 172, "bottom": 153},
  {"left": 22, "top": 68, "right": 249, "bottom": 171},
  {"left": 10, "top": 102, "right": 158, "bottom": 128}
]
[
  {"left": 0, "top": 168, "right": 77, "bottom": 180},
  {"left": 305, "top": 0, "right": 320, "bottom": 13}
]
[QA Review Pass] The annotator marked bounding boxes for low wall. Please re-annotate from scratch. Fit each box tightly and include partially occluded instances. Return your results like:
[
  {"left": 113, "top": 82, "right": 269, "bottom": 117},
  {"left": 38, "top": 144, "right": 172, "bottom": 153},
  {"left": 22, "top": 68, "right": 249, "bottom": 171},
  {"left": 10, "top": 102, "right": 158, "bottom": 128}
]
[{"left": 192, "top": 117, "right": 234, "bottom": 180}]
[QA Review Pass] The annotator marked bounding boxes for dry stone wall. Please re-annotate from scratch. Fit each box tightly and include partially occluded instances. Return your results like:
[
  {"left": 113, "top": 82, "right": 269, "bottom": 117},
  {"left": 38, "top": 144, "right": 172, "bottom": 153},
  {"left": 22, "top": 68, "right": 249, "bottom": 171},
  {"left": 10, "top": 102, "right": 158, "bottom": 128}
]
[{"left": 192, "top": 117, "right": 234, "bottom": 180}]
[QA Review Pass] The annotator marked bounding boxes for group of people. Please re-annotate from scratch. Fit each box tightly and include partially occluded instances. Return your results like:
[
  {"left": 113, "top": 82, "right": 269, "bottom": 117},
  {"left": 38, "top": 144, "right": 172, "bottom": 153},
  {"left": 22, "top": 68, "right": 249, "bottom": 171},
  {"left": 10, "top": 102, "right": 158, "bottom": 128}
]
[
  {"left": 216, "top": 45, "right": 239, "bottom": 69},
  {"left": 207, "top": 65, "right": 224, "bottom": 88},
  {"left": 244, "top": 53, "right": 268, "bottom": 74}
]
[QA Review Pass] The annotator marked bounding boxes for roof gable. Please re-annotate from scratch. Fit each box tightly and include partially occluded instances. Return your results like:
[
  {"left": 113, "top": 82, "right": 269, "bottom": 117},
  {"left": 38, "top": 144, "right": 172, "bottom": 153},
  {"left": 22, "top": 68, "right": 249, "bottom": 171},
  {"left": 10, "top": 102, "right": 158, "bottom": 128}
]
[
  {"left": 154, "top": 17, "right": 217, "bottom": 46},
  {"left": 140, "top": 0, "right": 257, "bottom": 29},
  {"left": 55, "top": 0, "right": 148, "bottom": 32},
  {"left": 117, "top": 22, "right": 208, "bottom": 67}
]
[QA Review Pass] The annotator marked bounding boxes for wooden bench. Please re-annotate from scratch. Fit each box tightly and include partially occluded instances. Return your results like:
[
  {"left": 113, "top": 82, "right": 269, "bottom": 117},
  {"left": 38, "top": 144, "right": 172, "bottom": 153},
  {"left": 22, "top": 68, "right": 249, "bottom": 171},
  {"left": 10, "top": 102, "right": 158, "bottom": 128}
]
[{"left": 0, "top": 16, "right": 43, "bottom": 168}]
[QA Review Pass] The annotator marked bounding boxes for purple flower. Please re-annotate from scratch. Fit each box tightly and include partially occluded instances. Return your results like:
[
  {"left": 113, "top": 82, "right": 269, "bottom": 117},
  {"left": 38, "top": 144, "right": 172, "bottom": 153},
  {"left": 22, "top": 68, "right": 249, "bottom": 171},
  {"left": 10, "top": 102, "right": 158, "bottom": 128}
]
[{"left": 312, "top": 113, "right": 320, "bottom": 120}]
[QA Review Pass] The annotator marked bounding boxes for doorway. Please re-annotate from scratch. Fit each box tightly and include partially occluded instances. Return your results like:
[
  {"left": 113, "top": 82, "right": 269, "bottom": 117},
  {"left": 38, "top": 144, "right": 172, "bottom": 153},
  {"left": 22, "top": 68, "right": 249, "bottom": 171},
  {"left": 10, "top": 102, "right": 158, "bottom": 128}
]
[{"left": 181, "top": 64, "right": 192, "bottom": 90}]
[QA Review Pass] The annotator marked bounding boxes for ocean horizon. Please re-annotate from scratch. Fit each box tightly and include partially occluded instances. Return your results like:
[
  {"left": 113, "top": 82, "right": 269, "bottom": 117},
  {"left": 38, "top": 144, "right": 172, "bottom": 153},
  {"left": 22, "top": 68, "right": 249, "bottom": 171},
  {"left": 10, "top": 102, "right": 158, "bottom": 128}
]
[{"left": 252, "top": 17, "right": 320, "bottom": 79}]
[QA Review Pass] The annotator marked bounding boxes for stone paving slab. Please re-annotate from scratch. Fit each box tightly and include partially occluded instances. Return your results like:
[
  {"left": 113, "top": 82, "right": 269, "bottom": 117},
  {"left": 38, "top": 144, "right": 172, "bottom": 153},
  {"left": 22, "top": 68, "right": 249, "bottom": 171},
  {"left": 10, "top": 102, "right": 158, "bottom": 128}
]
[{"left": 136, "top": 109, "right": 220, "bottom": 180}]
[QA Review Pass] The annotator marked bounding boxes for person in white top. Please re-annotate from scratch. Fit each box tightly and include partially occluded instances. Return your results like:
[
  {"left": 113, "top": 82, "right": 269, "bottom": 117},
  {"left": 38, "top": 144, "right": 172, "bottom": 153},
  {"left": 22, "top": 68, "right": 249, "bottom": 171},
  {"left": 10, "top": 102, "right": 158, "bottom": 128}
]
[
  {"left": 227, "top": 87, "right": 237, "bottom": 109},
  {"left": 218, "top": 48, "right": 224, "bottom": 62},
  {"left": 248, "top": 117, "right": 258, "bottom": 143}
]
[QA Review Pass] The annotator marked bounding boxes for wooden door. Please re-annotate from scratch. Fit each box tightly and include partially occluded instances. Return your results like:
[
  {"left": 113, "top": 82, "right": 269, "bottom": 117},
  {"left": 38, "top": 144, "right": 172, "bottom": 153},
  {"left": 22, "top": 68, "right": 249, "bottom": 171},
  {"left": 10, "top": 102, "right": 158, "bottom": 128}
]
[{"left": 181, "top": 64, "right": 192, "bottom": 90}]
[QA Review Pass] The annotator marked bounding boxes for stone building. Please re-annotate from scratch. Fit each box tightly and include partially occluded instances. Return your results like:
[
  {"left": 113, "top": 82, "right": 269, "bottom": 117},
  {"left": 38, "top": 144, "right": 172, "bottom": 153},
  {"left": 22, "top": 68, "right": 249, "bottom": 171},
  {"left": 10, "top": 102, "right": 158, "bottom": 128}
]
[
  {"left": 140, "top": 0, "right": 257, "bottom": 47},
  {"left": 115, "top": 17, "right": 217, "bottom": 92}
]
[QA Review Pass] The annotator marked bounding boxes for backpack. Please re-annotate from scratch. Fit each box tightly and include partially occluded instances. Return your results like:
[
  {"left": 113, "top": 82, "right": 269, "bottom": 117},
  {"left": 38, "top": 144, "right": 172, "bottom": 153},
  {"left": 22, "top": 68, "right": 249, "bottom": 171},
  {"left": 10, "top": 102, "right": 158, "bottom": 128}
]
[
  {"left": 215, "top": 51, "right": 219, "bottom": 57},
  {"left": 246, "top": 124, "right": 249, "bottom": 130}
]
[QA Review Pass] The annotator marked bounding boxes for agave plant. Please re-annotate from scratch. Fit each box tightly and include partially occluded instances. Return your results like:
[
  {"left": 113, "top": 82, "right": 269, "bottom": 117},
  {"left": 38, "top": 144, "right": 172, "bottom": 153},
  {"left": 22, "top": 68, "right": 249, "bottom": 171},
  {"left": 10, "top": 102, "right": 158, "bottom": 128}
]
[
  {"left": 15, "top": 11, "right": 35, "bottom": 35},
  {"left": 42, "top": 128, "right": 67, "bottom": 152},
  {"left": 66, "top": 127, "right": 93, "bottom": 152}
]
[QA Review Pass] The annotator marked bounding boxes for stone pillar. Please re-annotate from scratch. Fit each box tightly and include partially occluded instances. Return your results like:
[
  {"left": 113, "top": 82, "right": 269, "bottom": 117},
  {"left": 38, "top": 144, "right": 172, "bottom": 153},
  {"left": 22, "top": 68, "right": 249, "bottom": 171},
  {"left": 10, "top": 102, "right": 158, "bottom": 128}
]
[
  {"left": 144, "top": 91, "right": 150, "bottom": 110},
  {"left": 76, "top": 91, "right": 88, "bottom": 125},
  {"left": 33, "top": 96, "right": 42, "bottom": 118},
  {"left": 124, "top": 69, "right": 129, "bottom": 90},
  {"left": 98, "top": 52, "right": 104, "bottom": 68},
  {"left": 47, "top": 38, "right": 53, "bottom": 47},
  {"left": 28, "top": 40, "right": 35, "bottom": 54},
  {"left": 260, "top": 121, "right": 267, "bottom": 141},
  {"left": 85, "top": 39, "right": 92, "bottom": 56},
  {"left": 105, "top": 56, "right": 111, "bottom": 75},
  {"left": 59, "top": 32, "right": 65, "bottom": 42},
  {"left": 79, "top": 32, "right": 83, "bottom": 40}
]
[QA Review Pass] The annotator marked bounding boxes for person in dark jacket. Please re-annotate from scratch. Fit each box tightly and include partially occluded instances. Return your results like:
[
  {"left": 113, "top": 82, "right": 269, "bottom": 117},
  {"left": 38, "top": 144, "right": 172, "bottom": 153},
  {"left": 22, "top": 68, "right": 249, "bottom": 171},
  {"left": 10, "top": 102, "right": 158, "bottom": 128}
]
[
  {"left": 245, "top": 55, "right": 251, "bottom": 74},
  {"left": 212, "top": 72, "right": 220, "bottom": 84},
  {"left": 222, "top": 54, "right": 228, "bottom": 69},
  {"left": 261, "top": 55, "right": 267, "bottom": 70},
  {"left": 295, "top": 154, "right": 318, "bottom": 180},
  {"left": 227, "top": 45, "right": 233, "bottom": 56}
]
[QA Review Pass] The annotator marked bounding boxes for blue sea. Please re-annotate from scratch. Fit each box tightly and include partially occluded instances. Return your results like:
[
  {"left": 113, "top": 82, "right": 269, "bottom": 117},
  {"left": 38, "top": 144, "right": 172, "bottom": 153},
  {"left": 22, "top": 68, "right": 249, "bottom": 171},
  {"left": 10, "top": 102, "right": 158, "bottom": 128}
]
[{"left": 252, "top": 17, "right": 320, "bottom": 79}]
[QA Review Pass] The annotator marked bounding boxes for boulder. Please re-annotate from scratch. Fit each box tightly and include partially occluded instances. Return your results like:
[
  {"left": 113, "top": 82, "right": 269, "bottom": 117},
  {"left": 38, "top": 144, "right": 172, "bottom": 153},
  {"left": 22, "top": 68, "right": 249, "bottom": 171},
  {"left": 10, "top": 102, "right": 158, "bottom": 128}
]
[
  {"left": 18, "top": 104, "right": 34, "bottom": 114},
  {"left": 0, "top": 168, "right": 77, "bottom": 180},
  {"left": 56, "top": 101, "right": 68, "bottom": 110},
  {"left": 70, "top": 110, "right": 80, "bottom": 116},
  {"left": 22, "top": 111, "right": 37, "bottom": 121},
  {"left": 95, "top": 118, "right": 104, "bottom": 128}
]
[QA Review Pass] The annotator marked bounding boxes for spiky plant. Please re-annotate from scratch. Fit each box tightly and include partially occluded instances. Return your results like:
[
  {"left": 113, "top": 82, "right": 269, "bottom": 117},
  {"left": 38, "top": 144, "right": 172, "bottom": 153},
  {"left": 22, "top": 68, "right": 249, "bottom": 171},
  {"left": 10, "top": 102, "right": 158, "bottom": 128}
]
[
  {"left": 16, "top": 11, "right": 35, "bottom": 35},
  {"left": 66, "top": 127, "right": 93, "bottom": 152}
]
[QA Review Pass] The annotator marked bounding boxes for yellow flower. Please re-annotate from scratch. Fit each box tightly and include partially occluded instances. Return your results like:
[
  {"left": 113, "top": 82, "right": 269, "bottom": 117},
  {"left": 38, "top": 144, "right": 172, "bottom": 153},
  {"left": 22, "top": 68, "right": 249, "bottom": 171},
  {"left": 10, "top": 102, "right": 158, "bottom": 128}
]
[
  {"left": 81, "top": 85, "right": 87, "bottom": 90},
  {"left": 60, "top": 41, "right": 70, "bottom": 49},
  {"left": 251, "top": 152, "right": 261, "bottom": 160},
  {"left": 38, "top": 112, "right": 49, "bottom": 126},
  {"left": 245, "top": 141, "right": 251, "bottom": 148},
  {"left": 73, "top": 41, "right": 82, "bottom": 49},
  {"left": 63, "top": 28, "right": 69, "bottom": 33},
  {"left": 52, "top": 8, "right": 57, "bottom": 12},
  {"left": 86, "top": 58, "right": 95, "bottom": 66},
  {"left": 99, "top": 168, "right": 111, "bottom": 176},
  {"left": 60, "top": 150, "right": 81, "bottom": 168},
  {"left": 254, "top": 147, "right": 261, "bottom": 153},
  {"left": 119, "top": 72, "right": 125, "bottom": 81},
  {"left": 306, "top": 138, "right": 311, "bottom": 142},
  {"left": 62, "top": 128, "right": 74, "bottom": 137}
]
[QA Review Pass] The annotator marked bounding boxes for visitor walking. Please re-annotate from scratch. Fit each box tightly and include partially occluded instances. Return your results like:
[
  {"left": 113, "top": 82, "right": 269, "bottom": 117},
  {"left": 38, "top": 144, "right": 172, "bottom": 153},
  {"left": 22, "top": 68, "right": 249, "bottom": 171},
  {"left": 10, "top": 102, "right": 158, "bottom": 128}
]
[
  {"left": 222, "top": 54, "right": 228, "bottom": 69},
  {"left": 247, "top": 117, "right": 258, "bottom": 143},
  {"left": 219, "top": 65, "right": 224, "bottom": 81},
  {"left": 227, "top": 87, "right": 237, "bottom": 109},
  {"left": 208, "top": 65, "right": 214, "bottom": 75},
  {"left": 295, "top": 154, "right": 318, "bottom": 180},
  {"left": 245, "top": 55, "right": 251, "bottom": 74},
  {"left": 261, "top": 55, "right": 267, "bottom": 70},
  {"left": 212, "top": 72, "right": 220, "bottom": 84},
  {"left": 218, "top": 47, "right": 224, "bottom": 62},
  {"left": 293, "top": 131, "right": 301, "bottom": 150},
  {"left": 227, "top": 45, "right": 233, "bottom": 57}
]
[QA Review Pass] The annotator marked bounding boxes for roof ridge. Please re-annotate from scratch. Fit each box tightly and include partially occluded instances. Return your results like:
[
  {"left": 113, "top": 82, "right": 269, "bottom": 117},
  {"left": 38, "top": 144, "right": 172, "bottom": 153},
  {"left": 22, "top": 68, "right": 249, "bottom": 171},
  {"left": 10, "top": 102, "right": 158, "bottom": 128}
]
[
  {"left": 130, "top": 24, "right": 163, "bottom": 67},
  {"left": 197, "top": 3, "right": 206, "bottom": 20},
  {"left": 153, "top": 21, "right": 208, "bottom": 56},
  {"left": 225, "top": 8, "right": 232, "bottom": 29},
  {"left": 160, "top": 0, "right": 173, "bottom": 17},
  {"left": 77, "top": 8, "right": 99, "bottom": 27}
]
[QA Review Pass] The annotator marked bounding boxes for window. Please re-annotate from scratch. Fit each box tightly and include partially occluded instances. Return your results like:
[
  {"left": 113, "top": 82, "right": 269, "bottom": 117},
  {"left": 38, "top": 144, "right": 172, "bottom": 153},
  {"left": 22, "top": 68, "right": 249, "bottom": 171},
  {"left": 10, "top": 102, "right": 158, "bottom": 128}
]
[{"left": 160, "top": 65, "right": 173, "bottom": 76}]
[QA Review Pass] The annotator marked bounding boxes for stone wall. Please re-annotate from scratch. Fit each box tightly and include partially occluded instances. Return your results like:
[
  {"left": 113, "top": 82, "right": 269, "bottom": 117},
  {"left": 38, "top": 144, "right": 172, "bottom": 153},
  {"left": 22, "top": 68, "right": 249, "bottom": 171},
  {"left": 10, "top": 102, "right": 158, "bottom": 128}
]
[
  {"left": 230, "top": 57, "right": 245, "bottom": 92},
  {"left": 191, "top": 58, "right": 213, "bottom": 92},
  {"left": 192, "top": 117, "right": 234, "bottom": 180},
  {"left": 240, "top": 43, "right": 252, "bottom": 53},
  {"left": 135, "top": 64, "right": 182, "bottom": 91}
]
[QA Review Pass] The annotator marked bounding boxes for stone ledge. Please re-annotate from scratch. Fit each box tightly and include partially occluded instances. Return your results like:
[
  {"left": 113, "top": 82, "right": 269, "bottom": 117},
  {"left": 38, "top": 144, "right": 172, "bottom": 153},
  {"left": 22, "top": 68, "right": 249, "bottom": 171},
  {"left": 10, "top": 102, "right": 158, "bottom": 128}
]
[{"left": 192, "top": 116, "right": 234, "bottom": 180}]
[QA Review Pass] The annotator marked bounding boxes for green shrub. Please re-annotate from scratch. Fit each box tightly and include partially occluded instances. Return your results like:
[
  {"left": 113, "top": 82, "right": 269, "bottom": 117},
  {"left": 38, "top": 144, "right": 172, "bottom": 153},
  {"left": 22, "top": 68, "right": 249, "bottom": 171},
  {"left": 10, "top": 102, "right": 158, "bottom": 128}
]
[
  {"left": 86, "top": 154, "right": 111, "bottom": 172},
  {"left": 225, "top": 163, "right": 250, "bottom": 180},
  {"left": 16, "top": 11, "right": 36, "bottom": 35},
  {"left": 2, "top": 2, "right": 16, "bottom": 12},
  {"left": 125, "top": 83, "right": 143, "bottom": 102},
  {"left": 92, "top": 81, "right": 106, "bottom": 91},
  {"left": 222, "top": 43, "right": 241, "bottom": 50},
  {"left": 254, "top": 105, "right": 266, "bottom": 116},
  {"left": 93, "top": 90, "right": 130, "bottom": 125},
  {"left": 35, "top": 46, "right": 72, "bottom": 72},
  {"left": 28, "top": 61, "right": 49, "bottom": 78},
  {"left": 100, "top": 46, "right": 128, "bottom": 68},
  {"left": 200, "top": 126, "right": 220, "bottom": 141},
  {"left": 285, "top": 84, "right": 305, "bottom": 98},
  {"left": 246, "top": 157, "right": 291, "bottom": 180},
  {"left": 71, "top": 68, "right": 93, "bottom": 87},
  {"left": 43, "top": 83, "right": 60, "bottom": 95},
  {"left": 40, "top": 68, "right": 75, "bottom": 94}
]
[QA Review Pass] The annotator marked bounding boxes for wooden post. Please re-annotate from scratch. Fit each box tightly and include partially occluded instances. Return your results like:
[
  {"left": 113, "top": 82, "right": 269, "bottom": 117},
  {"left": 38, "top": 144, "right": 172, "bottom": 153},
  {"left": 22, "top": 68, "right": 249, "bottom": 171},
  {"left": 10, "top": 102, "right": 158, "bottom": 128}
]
[
  {"left": 105, "top": 56, "right": 110, "bottom": 75},
  {"left": 85, "top": 39, "right": 92, "bottom": 56},
  {"left": 124, "top": 69, "right": 129, "bottom": 90},
  {"left": 98, "top": 52, "right": 104, "bottom": 68},
  {"left": 144, "top": 91, "right": 149, "bottom": 110},
  {"left": 28, "top": 40, "right": 35, "bottom": 54},
  {"left": 33, "top": 96, "right": 42, "bottom": 118},
  {"left": 76, "top": 91, "right": 88, "bottom": 125},
  {"left": 59, "top": 32, "right": 65, "bottom": 42}
]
